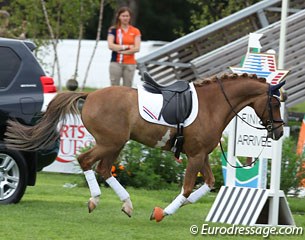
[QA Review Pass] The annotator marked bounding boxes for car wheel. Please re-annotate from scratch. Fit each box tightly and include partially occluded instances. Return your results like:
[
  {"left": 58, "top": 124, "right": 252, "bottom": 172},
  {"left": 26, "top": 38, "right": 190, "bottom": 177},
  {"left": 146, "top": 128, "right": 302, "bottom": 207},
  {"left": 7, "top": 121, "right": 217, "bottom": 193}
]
[{"left": 0, "top": 150, "right": 28, "bottom": 204}]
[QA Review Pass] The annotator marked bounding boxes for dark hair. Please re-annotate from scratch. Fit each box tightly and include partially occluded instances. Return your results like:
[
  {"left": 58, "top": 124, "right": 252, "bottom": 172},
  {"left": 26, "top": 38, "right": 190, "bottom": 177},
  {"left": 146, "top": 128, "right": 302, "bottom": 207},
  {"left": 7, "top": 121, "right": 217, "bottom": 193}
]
[{"left": 114, "top": 6, "right": 132, "bottom": 28}]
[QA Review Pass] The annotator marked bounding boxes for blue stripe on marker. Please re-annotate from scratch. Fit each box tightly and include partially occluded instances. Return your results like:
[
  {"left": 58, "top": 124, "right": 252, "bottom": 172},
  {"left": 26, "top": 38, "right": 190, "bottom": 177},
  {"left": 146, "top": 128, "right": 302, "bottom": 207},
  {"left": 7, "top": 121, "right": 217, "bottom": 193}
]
[
  {"left": 244, "top": 63, "right": 263, "bottom": 67},
  {"left": 238, "top": 69, "right": 271, "bottom": 75},
  {"left": 244, "top": 67, "right": 264, "bottom": 71}
]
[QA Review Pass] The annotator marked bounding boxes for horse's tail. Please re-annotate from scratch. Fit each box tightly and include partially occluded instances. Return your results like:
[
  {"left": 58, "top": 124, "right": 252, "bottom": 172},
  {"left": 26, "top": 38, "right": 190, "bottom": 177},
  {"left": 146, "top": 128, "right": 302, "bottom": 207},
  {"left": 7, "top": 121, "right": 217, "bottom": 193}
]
[{"left": 4, "top": 92, "right": 88, "bottom": 151}]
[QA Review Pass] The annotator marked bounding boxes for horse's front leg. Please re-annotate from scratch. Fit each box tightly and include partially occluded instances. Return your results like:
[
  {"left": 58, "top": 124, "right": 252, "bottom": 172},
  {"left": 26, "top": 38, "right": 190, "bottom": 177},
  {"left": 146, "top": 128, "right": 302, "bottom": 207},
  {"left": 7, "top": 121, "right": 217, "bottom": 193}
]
[
  {"left": 150, "top": 154, "right": 204, "bottom": 222},
  {"left": 183, "top": 155, "right": 214, "bottom": 205}
]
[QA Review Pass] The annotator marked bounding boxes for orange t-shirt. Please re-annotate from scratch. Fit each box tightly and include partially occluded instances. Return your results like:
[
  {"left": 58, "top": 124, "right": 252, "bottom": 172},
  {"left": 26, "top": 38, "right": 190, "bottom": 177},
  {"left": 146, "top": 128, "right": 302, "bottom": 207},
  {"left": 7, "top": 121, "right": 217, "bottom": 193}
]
[{"left": 108, "top": 25, "right": 141, "bottom": 64}]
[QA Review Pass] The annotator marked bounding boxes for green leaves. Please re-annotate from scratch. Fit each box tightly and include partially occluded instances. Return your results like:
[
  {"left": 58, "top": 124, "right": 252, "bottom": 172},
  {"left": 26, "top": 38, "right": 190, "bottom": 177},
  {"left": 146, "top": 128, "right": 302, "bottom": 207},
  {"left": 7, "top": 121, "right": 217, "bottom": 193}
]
[
  {"left": 1, "top": 0, "right": 101, "bottom": 40},
  {"left": 281, "top": 137, "right": 305, "bottom": 194},
  {"left": 114, "top": 140, "right": 187, "bottom": 189}
]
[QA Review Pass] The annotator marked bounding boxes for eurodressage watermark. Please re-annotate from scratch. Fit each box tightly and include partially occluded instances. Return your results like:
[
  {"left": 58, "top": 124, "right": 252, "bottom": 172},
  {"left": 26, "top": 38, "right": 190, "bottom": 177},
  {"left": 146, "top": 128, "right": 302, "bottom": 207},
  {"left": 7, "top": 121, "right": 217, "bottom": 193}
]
[{"left": 189, "top": 224, "right": 304, "bottom": 238}]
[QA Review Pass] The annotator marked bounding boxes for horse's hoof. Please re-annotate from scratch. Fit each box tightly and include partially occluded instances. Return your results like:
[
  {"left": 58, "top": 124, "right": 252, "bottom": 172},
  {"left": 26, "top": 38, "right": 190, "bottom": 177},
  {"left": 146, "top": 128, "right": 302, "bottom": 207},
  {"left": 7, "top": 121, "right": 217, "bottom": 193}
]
[
  {"left": 121, "top": 198, "right": 133, "bottom": 218},
  {"left": 150, "top": 207, "right": 165, "bottom": 222},
  {"left": 87, "top": 197, "right": 99, "bottom": 213},
  {"left": 88, "top": 201, "right": 96, "bottom": 213},
  {"left": 122, "top": 207, "right": 132, "bottom": 217}
]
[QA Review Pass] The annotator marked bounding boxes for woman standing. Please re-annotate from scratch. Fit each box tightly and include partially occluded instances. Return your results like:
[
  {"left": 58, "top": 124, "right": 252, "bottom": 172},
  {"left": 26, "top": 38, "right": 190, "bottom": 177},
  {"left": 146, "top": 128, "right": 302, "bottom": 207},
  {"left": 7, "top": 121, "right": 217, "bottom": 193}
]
[{"left": 107, "top": 7, "right": 141, "bottom": 87}]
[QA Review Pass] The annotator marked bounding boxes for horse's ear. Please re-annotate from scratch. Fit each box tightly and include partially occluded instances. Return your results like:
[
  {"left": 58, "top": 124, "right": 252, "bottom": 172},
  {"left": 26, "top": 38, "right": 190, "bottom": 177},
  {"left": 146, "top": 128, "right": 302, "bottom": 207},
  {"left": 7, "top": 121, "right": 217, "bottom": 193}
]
[{"left": 270, "top": 81, "right": 286, "bottom": 96}]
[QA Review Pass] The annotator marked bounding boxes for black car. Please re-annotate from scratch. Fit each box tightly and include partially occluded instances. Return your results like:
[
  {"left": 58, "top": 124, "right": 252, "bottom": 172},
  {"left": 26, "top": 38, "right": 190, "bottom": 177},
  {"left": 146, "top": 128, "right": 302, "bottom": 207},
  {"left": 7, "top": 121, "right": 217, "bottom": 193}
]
[{"left": 0, "top": 38, "right": 59, "bottom": 204}]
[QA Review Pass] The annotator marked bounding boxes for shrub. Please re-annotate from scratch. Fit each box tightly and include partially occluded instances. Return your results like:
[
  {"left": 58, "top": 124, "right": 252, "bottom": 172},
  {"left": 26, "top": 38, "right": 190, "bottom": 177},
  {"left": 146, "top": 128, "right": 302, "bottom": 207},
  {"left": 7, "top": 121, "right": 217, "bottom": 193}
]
[
  {"left": 280, "top": 137, "right": 305, "bottom": 194},
  {"left": 113, "top": 141, "right": 187, "bottom": 189},
  {"left": 108, "top": 139, "right": 226, "bottom": 190}
]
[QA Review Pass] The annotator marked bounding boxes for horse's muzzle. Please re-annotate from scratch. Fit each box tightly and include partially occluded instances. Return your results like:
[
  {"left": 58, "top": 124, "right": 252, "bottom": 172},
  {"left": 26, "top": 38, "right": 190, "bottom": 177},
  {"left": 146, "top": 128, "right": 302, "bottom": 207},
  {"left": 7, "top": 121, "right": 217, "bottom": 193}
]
[{"left": 268, "top": 129, "right": 283, "bottom": 140}]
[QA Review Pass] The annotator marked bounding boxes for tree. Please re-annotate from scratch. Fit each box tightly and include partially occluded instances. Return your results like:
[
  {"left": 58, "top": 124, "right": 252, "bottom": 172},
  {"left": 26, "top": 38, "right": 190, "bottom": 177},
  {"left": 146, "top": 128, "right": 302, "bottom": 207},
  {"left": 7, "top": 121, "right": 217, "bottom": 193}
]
[
  {"left": 187, "top": 0, "right": 260, "bottom": 32},
  {"left": 40, "top": 0, "right": 62, "bottom": 89},
  {"left": 83, "top": 0, "right": 196, "bottom": 41},
  {"left": 1, "top": 0, "right": 101, "bottom": 89},
  {"left": 136, "top": 0, "right": 195, "bottom": 41},
  {"left": 0, "top": 10, "right": 10, "bottom": 37},
  {"left": 81, "top": 0, "right": 105, "bottom": 90}
]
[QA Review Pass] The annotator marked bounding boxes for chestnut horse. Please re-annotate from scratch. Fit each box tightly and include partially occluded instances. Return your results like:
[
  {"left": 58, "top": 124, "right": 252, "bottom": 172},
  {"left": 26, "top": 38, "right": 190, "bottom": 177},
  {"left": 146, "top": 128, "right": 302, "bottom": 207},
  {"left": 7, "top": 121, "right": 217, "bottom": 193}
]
[{"left": 4, "top": 73, "right": 285, "bottom": 222}]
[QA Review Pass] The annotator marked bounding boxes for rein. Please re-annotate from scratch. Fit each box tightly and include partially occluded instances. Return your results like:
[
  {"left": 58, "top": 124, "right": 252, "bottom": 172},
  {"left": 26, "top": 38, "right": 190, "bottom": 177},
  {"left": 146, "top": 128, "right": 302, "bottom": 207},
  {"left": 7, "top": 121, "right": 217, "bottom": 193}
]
[{"left": 216, "top": 77, "right": 284, "bottom": 168}]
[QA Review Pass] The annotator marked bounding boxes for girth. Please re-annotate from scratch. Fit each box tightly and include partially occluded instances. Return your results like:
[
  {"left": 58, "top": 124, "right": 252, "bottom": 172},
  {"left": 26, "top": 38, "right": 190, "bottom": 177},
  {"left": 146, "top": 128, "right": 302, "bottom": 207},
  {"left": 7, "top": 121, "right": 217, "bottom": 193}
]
[{"left": 143, "top": 72, "right": 193, "bottom": 159}]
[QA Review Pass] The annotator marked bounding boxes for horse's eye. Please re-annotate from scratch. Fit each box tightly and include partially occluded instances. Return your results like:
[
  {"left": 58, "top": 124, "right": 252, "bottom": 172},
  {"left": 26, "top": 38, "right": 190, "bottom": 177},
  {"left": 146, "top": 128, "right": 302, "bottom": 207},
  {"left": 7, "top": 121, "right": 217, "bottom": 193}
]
[
  {"left": 274, "top": 100, "right": 281, "bottom": 107},
  {"left": 272, "top": 98, "right": 281, "bottom": 107}
]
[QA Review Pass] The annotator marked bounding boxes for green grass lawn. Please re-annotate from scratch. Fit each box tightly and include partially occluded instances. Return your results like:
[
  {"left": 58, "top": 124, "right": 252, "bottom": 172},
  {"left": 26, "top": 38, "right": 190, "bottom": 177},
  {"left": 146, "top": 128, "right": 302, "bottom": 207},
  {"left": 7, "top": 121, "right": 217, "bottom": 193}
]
[{"left": 1, "top": 172, "right": 304, "bottom": 240}]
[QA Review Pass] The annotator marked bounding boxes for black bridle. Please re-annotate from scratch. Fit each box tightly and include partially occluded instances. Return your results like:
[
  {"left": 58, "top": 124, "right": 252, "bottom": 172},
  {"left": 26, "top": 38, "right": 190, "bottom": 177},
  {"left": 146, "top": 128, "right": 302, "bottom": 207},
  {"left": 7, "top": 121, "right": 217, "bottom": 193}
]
[
  {"left": 264, "top": 89, "right": 285, "bottom": 136},
  {"left": 216, "top": 77, "right": 285, "bottom": 168}
]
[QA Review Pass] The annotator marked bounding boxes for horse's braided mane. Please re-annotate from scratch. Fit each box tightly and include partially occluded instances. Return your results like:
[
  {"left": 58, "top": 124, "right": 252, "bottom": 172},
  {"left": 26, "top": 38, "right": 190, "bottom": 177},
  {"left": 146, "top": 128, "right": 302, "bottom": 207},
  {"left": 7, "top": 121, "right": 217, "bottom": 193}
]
[{"left": 193, "top": 73, "right": 266, "bottom": 87}]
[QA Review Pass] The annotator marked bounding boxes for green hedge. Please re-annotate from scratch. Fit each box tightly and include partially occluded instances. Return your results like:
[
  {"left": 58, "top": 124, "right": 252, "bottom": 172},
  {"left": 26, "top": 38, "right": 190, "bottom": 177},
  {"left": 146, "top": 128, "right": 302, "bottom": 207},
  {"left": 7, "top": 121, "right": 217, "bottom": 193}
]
[{"left": 109, "top": 141, "right": 187, "bottom": 190}]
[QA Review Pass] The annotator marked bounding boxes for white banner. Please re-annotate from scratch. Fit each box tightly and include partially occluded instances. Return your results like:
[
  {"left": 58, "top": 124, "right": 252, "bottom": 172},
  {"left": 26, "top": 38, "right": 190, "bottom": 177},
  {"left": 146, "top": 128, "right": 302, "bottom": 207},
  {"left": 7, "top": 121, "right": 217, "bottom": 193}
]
[
  {"left": 234, "top": 107, "right": 273, "bottom": 158},
  {"left": 43, "top": 114, "right": 95, "bottom": 173}
]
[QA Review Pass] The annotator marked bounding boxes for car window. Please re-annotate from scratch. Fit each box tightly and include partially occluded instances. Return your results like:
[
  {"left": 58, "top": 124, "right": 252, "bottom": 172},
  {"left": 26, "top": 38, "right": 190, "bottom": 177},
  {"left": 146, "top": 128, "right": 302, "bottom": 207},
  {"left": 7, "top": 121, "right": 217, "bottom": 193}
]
[{"left": 0, "top": 47, "right": 21, "bottom": 89}]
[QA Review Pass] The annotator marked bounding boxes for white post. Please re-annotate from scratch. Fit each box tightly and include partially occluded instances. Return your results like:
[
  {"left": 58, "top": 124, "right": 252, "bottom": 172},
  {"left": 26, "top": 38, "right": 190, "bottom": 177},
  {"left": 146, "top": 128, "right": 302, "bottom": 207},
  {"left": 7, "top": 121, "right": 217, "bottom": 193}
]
[
  {"left": 269, "top": 104, "right": 285, "bottom": 225},
  {"left": 268, "top": 0, "right": 288, "bottom": 226},
  {"left": 226, "top": 118, "right": 237, "bottom": 186},
  {"left": 258, "top": 157, "right": 268, "bottom": 189},
  {"left": 278, "top": 0, "right": 289, "bottom": 70}
]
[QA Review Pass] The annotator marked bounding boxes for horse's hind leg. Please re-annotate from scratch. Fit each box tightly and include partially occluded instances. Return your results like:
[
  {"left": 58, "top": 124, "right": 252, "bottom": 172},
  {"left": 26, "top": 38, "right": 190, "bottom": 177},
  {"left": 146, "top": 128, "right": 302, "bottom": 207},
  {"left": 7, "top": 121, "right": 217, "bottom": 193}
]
[
  {"left": 77, "top": 145, "right": 104, "bottom": 213},
  {"left": 96, "top": 156, "right": 133, "bottom": 217}
]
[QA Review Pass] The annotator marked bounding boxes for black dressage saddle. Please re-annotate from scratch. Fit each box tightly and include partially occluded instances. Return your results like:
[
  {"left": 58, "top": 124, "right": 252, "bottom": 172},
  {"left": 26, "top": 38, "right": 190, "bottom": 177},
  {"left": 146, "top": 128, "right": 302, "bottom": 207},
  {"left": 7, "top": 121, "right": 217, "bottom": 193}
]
[
  {"left": 143, "top": 72, "right": 192, "bottom": 125},
  {"left": 142, "top": 72, "right": 193, "bottom": 159}
]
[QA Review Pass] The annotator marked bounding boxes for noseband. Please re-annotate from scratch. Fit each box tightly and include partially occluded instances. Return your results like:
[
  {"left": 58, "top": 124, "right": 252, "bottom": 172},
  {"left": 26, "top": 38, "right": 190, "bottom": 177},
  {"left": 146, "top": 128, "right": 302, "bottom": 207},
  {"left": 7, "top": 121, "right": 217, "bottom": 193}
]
[
  {"left": 261, "top": 87, "right": 285, "bottom": 134},
  {"left": 216, "top": 78, "right": 285, "bottom": 135}
]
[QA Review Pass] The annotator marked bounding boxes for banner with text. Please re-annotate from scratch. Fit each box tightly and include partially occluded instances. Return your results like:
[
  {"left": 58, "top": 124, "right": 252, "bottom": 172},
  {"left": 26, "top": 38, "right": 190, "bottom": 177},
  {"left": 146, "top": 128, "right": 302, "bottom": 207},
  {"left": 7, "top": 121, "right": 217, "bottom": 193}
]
[
  {"left": 234, "top": 107, "right": 273, "bottom": 158},
  {"left": 43, "top": 114, "right": 95, "bottom": 173}
]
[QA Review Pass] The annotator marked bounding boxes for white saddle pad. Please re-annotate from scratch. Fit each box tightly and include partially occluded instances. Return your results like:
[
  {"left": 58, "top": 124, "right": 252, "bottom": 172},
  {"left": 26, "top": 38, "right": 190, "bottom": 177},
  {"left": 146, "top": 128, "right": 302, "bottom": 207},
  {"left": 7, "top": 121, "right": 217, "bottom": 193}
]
[{"left": 137, "top": 82, "right": 198, "bottom": 127}]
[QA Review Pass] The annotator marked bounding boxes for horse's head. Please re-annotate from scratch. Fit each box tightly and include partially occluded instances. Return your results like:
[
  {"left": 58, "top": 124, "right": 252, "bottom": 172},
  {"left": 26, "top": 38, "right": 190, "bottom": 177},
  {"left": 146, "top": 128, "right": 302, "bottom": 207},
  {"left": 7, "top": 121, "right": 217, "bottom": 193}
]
[{"left": 253, "top": 81, "right": 285, "bottom": 140}]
